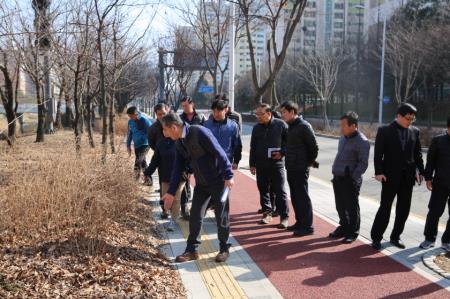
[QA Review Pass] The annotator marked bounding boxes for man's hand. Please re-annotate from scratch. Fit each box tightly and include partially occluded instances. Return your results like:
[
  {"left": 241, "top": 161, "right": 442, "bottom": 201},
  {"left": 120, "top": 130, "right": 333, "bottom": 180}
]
[
  {"left": 127, "top": 147, "right": 132, "bottom": 157},
  {"left": 161, "top": 193, "right": 175, "bottom": 210},
  {"left": 232, "top": 163, "right": 238, "bottom": 170},
  {"left": 271, "top": 152, "right": 282, "bottom": 160},
  {"left": 224, "top": 178, "right": 235, "bottom": 189},
  {"left": 416, "top": 174, "right": 423, "bottom": 186},
  {"left": 375, "top": 174, "right": 387, "bottom": 182},
  {"left": 250, "top": 167, "right": 256, "bottom": 175},
  {"left": 426, "top": 180, "right": 433, "bottom": 191}
]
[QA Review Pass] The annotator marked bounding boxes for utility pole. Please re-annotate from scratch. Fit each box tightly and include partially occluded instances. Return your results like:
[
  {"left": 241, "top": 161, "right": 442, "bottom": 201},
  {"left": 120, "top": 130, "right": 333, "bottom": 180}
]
[
  {"left": 378, "top": 15, "right": 387, "bottom": 125},
  {"left": 355, "top": 2, "right": 364, "bottom": 114},
  {"left": 228, "top": 2, "right": 235, "bottom": 112},
  {"left": 158, "top": 48, "right": 165, "bottom": 103}
]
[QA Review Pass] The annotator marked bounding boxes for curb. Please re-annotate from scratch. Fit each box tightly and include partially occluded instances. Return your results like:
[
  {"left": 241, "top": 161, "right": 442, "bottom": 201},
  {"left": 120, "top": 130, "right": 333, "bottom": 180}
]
[{"left": 422, "top": 248, "right": 450, "bottom": 280}]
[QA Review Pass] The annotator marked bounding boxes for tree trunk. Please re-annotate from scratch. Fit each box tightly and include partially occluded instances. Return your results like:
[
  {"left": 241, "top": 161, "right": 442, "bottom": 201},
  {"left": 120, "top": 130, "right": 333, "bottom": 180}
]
[
  {"left": 86, "top": 96, "right": 95, "bottom": 148},
  {"left": 35, "top": 82, "right": 45, "bottom": 142},
  {"left": 322, "top": 99, "right": 330, "bottom": 131},
  {"left": 109, "top": 94, "right": 116, "bottom": 154}
]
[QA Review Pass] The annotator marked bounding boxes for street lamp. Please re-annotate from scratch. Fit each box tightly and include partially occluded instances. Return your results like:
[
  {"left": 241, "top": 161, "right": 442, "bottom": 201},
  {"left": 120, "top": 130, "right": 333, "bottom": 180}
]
[
  {"left": 228, "top": 2, "right": 236, "bottom": 112},
  {"left": 378, "top": 15, "right": 387, "bottom": 125},
  {"left": 354, "top": 3, "right": 364, "bottom": 114}
]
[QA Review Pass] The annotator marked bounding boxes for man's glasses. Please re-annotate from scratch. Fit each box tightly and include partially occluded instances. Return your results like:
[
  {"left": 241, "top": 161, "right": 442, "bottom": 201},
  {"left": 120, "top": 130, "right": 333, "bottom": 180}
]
[{"left": 403, "top": 115, "right": 416, "bottom": 122}]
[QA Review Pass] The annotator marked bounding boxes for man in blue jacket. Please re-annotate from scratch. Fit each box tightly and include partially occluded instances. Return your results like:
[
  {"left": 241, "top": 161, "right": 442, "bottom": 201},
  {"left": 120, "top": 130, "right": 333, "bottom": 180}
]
[
  {"left": 161, "top": 113, "right": 234, "bottom": 263},
  {"left": 205, "top": 99, "right": 242, "bottom": 169},
  {"left": 126, "top": 106, "right": 152, "bottom": 179}
]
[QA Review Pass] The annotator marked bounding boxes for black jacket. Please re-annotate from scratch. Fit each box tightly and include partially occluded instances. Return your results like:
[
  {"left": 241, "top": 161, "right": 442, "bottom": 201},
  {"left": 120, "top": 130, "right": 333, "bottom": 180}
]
[
  {"left": 374, "top": 121, "right": 424, "bottom": 185},
  {"left": 424, "top": 132, "right": 450, "bottom": 188},
  {"left": 180, "top": 109, "right": 207, "bottom": 125},
  {"left": 144, "top": 137, "right": 185, "bottom": 183},
  {"left": 250, "top": 117, "right": 288, "bottom": 168},
  {"left": 285, "top": 116, "right": 319, "bottom": 172},
  {"left": 147, "top": 120, "right": 164, "bottom": 151}
]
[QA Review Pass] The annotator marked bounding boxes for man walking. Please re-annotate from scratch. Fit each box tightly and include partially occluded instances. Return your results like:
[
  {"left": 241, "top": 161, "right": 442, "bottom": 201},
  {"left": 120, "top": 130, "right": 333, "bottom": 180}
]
[
  {"left": 371, "top": 103, "right": 424, "bottom": 250},
  {"left": 126, "top": 106, "right": 152, "bottom": 179},
  {"left": 179, "top": 96, "right": 206, "bottom": 219},
  {"left": 161, "top": 113, "right": 234, "bottom": 263},
  {"left": 420, "top": 117, "right": 450, "bottom": 251},
  {"left": 250, "top": 103, "right": 289, "bottom": 228},
  {"left": 205, "top": 99, "right": 242, "bottom": 169},
  {"left": 147, "top": 103, "right": 170, "bottom": 218},
  {"left": 330, "top": 112, "right": 370, "bottom": 243},
  {"left": 280, "top": 101, "right": 319, "bottom": 237}
]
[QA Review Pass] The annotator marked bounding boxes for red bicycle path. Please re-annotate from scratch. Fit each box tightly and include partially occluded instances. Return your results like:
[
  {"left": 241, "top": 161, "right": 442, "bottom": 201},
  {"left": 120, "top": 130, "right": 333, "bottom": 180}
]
[{"left": 228, "top": 171, "right": 448, "bottom": 299}]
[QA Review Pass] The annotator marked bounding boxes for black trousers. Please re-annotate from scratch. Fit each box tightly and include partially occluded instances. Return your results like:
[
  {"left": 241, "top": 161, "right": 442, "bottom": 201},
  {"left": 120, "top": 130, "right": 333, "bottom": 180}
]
[
  {"left": 256, "top": 166, "right": 289, "bottom": 218},
  {"left": 332, "top": 176, "right": 361, "bottom": 238},
  {"left": 134, "top": 146, "right": 149, "bottom": 176},
  {"left": 287, "top": 169, "right": 313, "bottom": 230},
  {"left": 186, "top": 182, "right": 230, "bottom": 253},
  {"left": 371, "top": 174, "right": 414, "bottom": 242},
  {"left": 424, "top": 183, "right": 450, "bottom": 243}
]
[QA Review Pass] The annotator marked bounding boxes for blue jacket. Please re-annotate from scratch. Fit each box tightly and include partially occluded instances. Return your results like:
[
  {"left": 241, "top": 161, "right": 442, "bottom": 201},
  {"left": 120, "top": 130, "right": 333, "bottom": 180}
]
[
  {"left": 204, "top": 116, "right": 242, "bottom": 165},
  {"left": 126, "top": 113, "right": 152, "bottom": 149},
  {"left": 168, "top": 124, "right": 233, "bottom": 195}
]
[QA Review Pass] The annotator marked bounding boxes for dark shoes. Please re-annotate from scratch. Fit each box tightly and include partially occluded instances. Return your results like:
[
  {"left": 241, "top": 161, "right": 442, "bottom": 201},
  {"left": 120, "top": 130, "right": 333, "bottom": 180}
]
[
  {"left": 372, "top": 241, "right": 382, "bottom": 250},
  {"left": 390, "top": 239, "right": 406, "bottom": 249},
  {"left": 293, "top": 228, "right": 314, "bottom": 237},
  {"left": 257, "top": 208, "right": 264, "bottom": 214},
  {"left": 181, "top": 209, "right": 190, "bottom": 221},
  {"left": 329, "top": 227, "right": 345, "bottom": 239},
  {"left": 215, "top": 251, "right": 230, "bottom": 263},
  {"left": 287, "top": 223, "right": 300, "bottom": 231},
  {"left": 175, "top": 251, "right": 199, "bottom": 263},
  {"left": 271, "top": 210, "right": 279, "bottom": 218},
  {"left": 161, "top": 210, "right": 169, "bottom": 220},
  {"left": 342, "top": 236, "right": 357, "bottom": 244}
]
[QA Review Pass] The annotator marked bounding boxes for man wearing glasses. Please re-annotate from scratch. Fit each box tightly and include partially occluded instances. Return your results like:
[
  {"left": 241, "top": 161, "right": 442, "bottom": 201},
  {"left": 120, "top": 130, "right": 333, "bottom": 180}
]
[{"left": 371, "top": 103, "right": 424, "bottom": 250}]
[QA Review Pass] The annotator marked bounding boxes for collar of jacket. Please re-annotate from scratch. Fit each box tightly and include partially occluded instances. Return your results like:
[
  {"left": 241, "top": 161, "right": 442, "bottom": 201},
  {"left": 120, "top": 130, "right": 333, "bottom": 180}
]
[
  {"left": 392, "top": 120, "right": 407, "bottom": 130},
  {"left": 345, "top": 131, "right": 359, "bottom": 139},
  {"left": 212, "top": 116, "right": 228, "bottom": 124},
  {"left": 289, "top": 116, "right": 301, "bottom": 126}
]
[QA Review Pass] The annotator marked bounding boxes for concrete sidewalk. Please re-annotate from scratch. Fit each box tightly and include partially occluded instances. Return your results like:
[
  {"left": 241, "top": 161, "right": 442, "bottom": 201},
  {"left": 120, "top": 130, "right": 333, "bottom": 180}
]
[{"left": 146, "top": 169, "right": 449, "bottom": 298}]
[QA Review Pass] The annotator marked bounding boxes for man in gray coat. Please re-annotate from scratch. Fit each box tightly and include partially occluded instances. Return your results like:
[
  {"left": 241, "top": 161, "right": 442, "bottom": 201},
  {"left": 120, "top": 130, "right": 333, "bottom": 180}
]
[{"left": 330, "top": 111, "right": 370, "bottom": 243}]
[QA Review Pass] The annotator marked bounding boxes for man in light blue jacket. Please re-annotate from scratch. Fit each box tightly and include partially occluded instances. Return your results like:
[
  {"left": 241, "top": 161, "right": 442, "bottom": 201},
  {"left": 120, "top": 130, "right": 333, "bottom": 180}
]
[
  {"left": 204, "top": 99, "right": 242, "bottom": 169},
  {"left": 126, "top": 106, "right": 152, "bottom": 179}
]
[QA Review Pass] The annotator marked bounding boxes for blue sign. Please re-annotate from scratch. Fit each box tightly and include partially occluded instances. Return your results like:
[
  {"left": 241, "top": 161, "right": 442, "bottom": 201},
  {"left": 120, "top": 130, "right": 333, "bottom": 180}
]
[
  {"left": 198, "top": 86, "right": 214, "bottom": 94},
  {"left": 383, "top": 96, "right": 390, "bottom": 104}
]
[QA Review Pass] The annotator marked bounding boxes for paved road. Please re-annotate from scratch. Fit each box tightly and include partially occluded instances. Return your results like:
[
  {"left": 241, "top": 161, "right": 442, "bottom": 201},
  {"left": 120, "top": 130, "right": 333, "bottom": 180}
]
[{"left": 240, "top": 123, "right": 447, "bottom": 226}]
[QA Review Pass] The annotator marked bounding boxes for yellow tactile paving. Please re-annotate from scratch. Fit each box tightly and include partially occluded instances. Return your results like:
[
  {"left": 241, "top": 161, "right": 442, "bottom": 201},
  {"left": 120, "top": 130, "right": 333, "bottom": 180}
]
[{"left": 178, "top": 220, "right": 248, "bottom": 299}]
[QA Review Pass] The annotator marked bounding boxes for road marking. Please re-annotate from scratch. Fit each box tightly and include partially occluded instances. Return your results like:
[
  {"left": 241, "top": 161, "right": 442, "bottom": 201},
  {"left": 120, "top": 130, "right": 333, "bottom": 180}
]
[{"left": 177, "top": 221, "right": 248, "bottom": 299}]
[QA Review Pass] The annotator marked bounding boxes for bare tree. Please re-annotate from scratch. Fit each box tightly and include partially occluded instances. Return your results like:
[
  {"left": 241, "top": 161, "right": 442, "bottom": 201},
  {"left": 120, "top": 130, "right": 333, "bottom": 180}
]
[
  {"left": 385, "top": 18, "right": 424, "bottom": 104},
  {"left": 292, "top": 49, "right": 347, "bottom": 131},
  {"left": 234, "top": 0, "right": 307, "bottom": 105}
]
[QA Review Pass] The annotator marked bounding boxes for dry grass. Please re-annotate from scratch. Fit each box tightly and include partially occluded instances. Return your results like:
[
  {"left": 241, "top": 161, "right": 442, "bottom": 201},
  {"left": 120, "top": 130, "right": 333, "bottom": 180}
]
[
  {"left": 115, "top": 114, "right": 129, "bottom": 137},
  {"left": 0, "top": 132, "right": 186, "bottom": 297}
]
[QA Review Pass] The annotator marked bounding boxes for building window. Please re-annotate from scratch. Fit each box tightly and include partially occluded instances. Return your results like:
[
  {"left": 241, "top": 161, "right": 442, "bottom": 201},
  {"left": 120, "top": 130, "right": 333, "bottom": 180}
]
[
  {"left": 305, "top": 30, "right": 316, "bottom": 37},
  {"left": 334, "top": 31, "right": 344, "bottom": 38},
  {"left": 304, "top": 11, "right": 316, "bottom": 18},
  {"left": 334, "top": 3, "right": 344, "bottom": 10},
  {"left": 304, "top": 20, "right": 316, "bottom": 27},
  {"left": 334, "top": 13, "right": 344, "bottom": 19},
  {"left": 306, "top": 1, "right": 316, "bottom": 8},
  {"left": 305, "top": 40, "right": 315, "bottom": 47},
  {"left": 334, "top": 22, "right": 344, "bottom": 29}
]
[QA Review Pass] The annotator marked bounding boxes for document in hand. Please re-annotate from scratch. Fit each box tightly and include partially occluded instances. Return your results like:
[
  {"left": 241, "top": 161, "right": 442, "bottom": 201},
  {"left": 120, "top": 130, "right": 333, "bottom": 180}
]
[
  {"left": 221, "top": 187, "right": 230, "bottom": 203},
  {"left": 268, "top": 147, "right": 281, "bottom": 158}
]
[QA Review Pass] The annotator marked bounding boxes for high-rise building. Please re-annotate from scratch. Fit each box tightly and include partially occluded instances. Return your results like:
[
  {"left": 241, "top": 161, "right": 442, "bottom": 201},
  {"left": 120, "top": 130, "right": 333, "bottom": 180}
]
[{"left": 285, "top": 0, "right": 369, "bottom": 56}]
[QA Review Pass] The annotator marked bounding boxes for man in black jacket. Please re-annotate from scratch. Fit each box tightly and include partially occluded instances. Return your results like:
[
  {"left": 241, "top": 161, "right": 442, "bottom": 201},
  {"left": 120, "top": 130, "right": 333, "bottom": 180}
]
[
  {"left": 420, "top": 117, "right": 450, "bottom": 251},
  {"left": 280, "top": 101, "right": 319, "bottom": 237},
  {"left": 250, "top": 103, "right": 289, "bottom": 228},
  {"left": 147, "top": 103, "right": 170, "bottom": 218},
  {"left": 148, "top": 103, "right": 169, "bottom": 151},
  {"left": 371, "top": 103, "right": 424, "bottom": 250},
  {"left": 179, "top": 96, "right": 207, "bottom": 219}
]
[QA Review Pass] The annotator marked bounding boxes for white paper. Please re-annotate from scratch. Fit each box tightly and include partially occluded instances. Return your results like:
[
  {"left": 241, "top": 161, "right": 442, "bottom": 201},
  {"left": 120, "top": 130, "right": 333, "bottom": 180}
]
[
  {"left": 221, "top": 187, "right": 230, "bottom": 203},
  {"left": 268, "top": 147, "right": 281, "bottom": 158}
]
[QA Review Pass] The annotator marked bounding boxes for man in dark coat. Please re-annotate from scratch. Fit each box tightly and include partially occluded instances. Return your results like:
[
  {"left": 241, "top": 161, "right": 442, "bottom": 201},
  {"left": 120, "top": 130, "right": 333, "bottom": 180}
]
[
  {"left": 371, "top": 103, "right": 424, "bottom": 250},
  {"left": 420, "top": 116, "right": 450, "bottom": 251}
]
